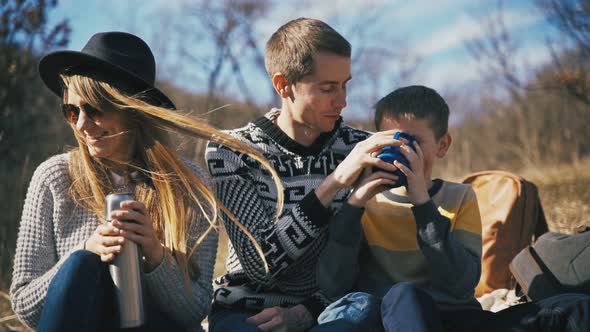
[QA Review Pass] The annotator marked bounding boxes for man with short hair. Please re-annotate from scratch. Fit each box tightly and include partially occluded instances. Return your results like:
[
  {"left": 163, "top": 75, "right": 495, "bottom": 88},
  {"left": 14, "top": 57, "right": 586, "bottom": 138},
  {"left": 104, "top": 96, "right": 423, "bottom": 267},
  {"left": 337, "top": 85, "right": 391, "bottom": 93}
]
[{"left": 206, "top": 17, "right": 399, "bottom": 331}]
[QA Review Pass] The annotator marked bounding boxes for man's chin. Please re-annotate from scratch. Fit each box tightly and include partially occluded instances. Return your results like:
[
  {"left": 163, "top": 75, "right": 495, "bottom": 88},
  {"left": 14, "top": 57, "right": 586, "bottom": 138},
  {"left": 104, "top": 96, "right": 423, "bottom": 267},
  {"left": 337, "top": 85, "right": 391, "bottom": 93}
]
[{"left": 321, "top": 120, "right": 338, "bottom": 133}]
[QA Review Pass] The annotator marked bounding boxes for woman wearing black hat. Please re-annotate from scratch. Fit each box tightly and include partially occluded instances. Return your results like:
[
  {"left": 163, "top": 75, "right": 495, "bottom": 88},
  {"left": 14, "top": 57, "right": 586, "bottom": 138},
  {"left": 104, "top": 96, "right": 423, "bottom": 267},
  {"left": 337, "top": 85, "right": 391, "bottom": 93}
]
[{"left": 9, "top": 31, "right": 281, "bottom": 331}]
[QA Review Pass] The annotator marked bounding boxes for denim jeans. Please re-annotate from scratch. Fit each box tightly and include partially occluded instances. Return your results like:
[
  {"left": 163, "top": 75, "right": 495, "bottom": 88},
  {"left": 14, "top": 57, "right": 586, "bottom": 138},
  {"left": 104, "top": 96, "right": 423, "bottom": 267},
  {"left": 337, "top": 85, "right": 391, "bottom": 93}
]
[
  {"left": 317, "top": 292, "right": 384, "bottom": 331},
  {"left": 319, "top": 282, "right": 590, "bottom": 332},
  {"left": 37, "top": 250, "right": 184, "bottom": 332},
  {"left": 208, "top": 304, "right": 360, "bottom": 332}
]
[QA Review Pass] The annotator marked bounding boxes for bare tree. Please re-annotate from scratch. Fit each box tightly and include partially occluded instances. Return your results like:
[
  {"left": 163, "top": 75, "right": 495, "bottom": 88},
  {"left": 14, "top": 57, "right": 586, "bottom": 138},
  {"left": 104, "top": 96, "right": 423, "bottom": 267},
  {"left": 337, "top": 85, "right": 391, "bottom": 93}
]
[
  {"left": 163, "top": 0, "right": 273, "bottom": 108},
  {"left": 466, "top": 1, "right": 525, "bottom": 96},
  {"left": 537, "top": 0, "right": 590, "bottom": 105},
  {"left": 0, "top": 0, "right": 70, "bottom": 113},
  {"left": 0, "top": 0, "right": 72, "bottom": 289},
  {"left": 461, "top": 0, "right": 590, "bottom": 172},
  {"left": 147, "top": 0, "right": 420, "bottom": 119},
  {"left": 465, "top": 1, "right": 543, "bottom": 167}
]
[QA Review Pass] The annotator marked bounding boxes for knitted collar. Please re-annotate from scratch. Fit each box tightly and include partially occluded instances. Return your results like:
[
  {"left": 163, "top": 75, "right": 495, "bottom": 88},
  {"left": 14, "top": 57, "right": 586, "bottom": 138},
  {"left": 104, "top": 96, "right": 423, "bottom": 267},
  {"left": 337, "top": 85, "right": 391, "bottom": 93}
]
[
  {"left": 109, "top": 169, "right": 144, "bottom": 193},
  {"left": 253, "top": 109, "right": 343, "bottom": 156},
  {"left": 382, "top": 178, "right": 444, "bottom": 204}
]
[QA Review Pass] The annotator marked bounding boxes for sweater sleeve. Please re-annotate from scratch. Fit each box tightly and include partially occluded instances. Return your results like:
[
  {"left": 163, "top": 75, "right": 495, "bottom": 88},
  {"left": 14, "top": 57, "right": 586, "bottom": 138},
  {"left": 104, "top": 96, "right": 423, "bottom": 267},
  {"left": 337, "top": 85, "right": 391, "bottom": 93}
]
[
  {"left": 143, "top": 161, "right": 218, "bottom": 329},
  {"left": 411, "top": 191, "right": 482, "bottom": 300},
  {"left": 316, "top": 203, "right": 365, "bottom": 298},
  {"left": 144, "top": 219, "right": 217, "bottom": 329},
  {"left": 205, "top": 142, "right": 332, "bottom": 283},
  {"left": 9, "top": 159, "right": 85, "bottom": 329}
]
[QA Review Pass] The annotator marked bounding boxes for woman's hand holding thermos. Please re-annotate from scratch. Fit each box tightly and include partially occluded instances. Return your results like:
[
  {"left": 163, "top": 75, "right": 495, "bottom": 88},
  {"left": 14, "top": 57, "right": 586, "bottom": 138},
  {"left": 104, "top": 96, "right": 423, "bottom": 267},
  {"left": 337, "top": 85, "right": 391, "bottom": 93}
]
[
  {"left": 85, "top": 223, "right": 125, "bottom": 262},
  {"left": 109, "top": 200, "right": 163, "bottom": 272},
  {"left": 85, "top": 199, "right": 163, "bottom": 271}
]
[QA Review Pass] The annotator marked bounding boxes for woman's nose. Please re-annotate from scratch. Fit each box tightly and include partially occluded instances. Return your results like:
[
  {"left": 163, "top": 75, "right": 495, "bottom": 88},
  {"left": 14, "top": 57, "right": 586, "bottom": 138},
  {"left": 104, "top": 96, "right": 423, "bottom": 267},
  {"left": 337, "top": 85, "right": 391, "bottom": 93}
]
[{"left": 75, "top": 108, "right": 94, "bottom": 132}]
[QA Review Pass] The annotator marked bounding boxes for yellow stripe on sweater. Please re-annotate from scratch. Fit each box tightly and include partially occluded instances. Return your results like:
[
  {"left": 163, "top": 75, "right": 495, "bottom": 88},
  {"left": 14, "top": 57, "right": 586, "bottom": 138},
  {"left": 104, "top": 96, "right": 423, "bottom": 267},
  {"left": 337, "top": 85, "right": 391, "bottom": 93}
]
[
  {"left": 361, "top": 182, "right": 481, "bottom": 252},
  {"left": 362, "top": 211, "right": 419, "bottom": 251}
]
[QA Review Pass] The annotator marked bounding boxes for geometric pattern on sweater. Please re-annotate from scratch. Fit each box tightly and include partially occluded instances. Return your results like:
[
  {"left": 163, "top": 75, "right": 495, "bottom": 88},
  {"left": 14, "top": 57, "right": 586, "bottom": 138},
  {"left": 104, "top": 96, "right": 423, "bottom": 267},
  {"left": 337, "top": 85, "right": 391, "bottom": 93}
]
[
  {"left": 206, "top": 109, "right": 370, "bottom": 315},
  {"left": 9, "top": 153, "right": 218, "bottom": 331}
]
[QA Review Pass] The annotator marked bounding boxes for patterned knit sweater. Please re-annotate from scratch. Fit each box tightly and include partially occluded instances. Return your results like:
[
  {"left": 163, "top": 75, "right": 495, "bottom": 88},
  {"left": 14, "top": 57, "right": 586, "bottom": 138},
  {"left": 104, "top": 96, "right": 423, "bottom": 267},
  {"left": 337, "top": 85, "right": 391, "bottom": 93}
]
[
  {"left": 9, "top": 153, "right": 218, "bottom": 331},
  {"left": 205, "top": 109, "right": 370, "bottom": 318}
]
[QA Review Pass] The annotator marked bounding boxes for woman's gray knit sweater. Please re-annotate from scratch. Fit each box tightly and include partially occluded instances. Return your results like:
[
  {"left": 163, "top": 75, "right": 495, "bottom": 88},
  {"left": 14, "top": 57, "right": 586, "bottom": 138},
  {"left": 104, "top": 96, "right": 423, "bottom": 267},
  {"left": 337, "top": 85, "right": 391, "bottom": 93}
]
[{"left": 9, "top": 153, "right": 218, "bottom": 331}]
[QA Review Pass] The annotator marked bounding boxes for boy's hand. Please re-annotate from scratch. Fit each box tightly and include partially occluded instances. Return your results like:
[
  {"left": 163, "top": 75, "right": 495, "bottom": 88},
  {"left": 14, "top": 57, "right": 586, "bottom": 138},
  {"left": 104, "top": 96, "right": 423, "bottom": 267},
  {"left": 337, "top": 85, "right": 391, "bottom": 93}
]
[
  {"left": 348, "top": 167, "right": 398, "bottom": 207},
  {"left": 395, "top": 141, "right": 430, "bottom": 205}
]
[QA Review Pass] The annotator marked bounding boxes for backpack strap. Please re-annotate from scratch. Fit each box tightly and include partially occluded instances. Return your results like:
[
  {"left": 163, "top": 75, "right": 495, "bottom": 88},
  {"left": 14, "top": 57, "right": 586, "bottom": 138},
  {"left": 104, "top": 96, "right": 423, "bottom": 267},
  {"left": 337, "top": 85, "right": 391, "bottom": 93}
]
[
  {"left": 528, "top": 246, "right": 565, "bottom": 292},
  {"left": 533, "top": 202, "right": 549, "bottom": 240},
  {"left": 509, "top": 246, "right": 562, "bottom": 301}
]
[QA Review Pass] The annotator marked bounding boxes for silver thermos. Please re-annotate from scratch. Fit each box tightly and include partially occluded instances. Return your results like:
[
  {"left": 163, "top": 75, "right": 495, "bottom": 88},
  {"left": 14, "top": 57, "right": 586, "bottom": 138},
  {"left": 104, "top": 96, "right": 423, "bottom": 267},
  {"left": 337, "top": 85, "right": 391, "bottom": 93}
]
[{"left": 106, "top": 193, "right": 145, "bottom": 328}]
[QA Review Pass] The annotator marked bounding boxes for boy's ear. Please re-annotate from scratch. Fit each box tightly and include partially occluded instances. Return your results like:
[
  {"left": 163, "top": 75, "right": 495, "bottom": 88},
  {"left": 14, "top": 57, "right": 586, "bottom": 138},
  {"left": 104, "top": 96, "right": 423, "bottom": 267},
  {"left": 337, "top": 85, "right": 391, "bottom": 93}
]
[
  {"left": 272, "top": 73, "right": 291, "bottom": 98},
  {"left": 436, "top": 133, "right": 452, "bottom": 158}
]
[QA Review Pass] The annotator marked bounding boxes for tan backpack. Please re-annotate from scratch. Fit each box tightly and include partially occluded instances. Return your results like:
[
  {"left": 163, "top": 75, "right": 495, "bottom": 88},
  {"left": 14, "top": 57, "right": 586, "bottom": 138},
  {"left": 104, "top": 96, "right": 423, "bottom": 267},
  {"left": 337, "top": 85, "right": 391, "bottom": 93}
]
[{"left": 462, "top": 171, "right": 549, "bottom": 297}]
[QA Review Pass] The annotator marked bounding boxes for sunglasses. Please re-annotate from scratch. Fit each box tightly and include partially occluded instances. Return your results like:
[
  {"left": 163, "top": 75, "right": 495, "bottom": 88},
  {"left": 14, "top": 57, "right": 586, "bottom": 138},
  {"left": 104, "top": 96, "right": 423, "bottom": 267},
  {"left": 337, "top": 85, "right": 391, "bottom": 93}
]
[{"left": 61, "top": 104, "right": 104, "bottom": 123}]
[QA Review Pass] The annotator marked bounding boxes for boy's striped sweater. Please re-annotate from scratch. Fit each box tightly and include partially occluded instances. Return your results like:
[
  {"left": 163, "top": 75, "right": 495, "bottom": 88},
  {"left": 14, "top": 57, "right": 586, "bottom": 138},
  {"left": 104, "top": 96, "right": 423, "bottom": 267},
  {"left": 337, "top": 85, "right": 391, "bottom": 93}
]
[{"left": 359, "top": 180, "right": 483, "bottom": 307}]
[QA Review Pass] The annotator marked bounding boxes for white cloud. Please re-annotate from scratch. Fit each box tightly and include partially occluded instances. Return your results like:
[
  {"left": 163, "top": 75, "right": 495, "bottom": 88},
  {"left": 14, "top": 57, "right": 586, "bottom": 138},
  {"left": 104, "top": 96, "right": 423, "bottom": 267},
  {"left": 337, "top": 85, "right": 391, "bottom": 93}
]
[
  {"left": 416, "top": 41, "right": 552, "bottom": 98},
  {"left": 391, "top": 0, "right": 472, "bottom": 23},
  {"left": 257, "top": 1, "right": 389, "bottom": 46},
  {"left": 418, "top": 57, "right": 482, "bottom": 91},
  {"left": 286, "top": 0, "right": 390, "bottom": 19},
  {"left": 419, "top": 7, "right": 544, "bottom": 57},
  {"left": 516, "top": 42, "right": 552, "bottom": 72},
  {"left": 418, "top": 15, "right": 484, "bottom": 57}
]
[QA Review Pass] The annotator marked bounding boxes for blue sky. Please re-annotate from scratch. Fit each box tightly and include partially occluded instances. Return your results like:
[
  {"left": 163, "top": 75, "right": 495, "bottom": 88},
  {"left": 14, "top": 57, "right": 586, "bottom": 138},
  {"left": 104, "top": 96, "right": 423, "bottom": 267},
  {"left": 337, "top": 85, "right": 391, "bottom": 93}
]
[{"left": 48, "top": 0, "right": 559, "bottom": 120}]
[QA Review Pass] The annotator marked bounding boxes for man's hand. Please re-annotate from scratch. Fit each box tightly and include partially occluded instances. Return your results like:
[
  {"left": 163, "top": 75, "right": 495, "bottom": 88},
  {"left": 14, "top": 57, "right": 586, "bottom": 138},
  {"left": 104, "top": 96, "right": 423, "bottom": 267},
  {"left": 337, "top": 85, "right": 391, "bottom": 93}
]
[
  {"left": 396, "top": 140, "right": 430, "bottom": 205},
  {"left": 347, "top": 167, "right": 398, "bottom": 207},
  {"left": 246, "top": 304, "right": 314, "bottom": 332},
  {"left": 315, "top": 130, "right": 400, "bottom": 207}
]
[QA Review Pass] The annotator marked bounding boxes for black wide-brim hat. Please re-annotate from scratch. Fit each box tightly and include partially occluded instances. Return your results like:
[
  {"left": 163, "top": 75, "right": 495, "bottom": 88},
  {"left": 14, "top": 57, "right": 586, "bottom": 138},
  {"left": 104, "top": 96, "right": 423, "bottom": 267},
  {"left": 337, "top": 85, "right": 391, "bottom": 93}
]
[{"left": 39, "top": 31, "right": 175, "bottom": 109}]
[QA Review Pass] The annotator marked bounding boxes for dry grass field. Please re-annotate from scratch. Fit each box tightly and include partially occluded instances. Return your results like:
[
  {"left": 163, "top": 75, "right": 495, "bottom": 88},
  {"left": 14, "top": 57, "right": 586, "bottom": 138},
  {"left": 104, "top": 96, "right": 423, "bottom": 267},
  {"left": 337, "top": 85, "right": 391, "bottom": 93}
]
[
  {"left": 539, "top": 179, "right": 590, "bottom": 234},
  {"left": 2, "top": 167, "right": 589, "bottom": 331},
  {"left": 523, "top": 162, "right": 590, "bottom": 234}
]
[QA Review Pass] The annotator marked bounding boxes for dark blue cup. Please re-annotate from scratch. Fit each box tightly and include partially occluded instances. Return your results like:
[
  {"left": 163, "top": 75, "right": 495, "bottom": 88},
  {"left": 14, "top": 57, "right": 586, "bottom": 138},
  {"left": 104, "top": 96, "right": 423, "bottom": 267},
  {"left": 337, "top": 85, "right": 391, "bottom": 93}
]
[{"left": 376, "top": 132, "right": 416, "bottom": 187}]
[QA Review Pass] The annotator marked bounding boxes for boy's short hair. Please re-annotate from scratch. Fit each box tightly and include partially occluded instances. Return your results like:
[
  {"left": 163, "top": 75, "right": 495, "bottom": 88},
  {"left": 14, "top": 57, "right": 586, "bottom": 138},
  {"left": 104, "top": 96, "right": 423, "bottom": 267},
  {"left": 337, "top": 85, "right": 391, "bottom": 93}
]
[
  {"left": 374, "top": 85, "right": 449, "bottom": 139},
  {"left": 265, "top": 17, "right": 351, "bottom": 84}
]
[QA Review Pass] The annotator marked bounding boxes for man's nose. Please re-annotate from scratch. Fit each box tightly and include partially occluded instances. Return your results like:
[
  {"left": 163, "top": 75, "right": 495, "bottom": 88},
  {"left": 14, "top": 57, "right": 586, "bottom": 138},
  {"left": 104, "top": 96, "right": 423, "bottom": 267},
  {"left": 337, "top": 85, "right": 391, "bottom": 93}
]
[{"left": 334, "top": 88, "right": 347, "bottom": 109}]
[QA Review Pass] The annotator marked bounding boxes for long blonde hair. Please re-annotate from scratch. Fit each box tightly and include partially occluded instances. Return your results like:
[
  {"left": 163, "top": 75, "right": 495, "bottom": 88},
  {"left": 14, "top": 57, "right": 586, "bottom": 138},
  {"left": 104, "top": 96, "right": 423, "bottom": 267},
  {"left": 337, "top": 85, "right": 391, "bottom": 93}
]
[{"left": 62, "top": 74, "right": 283, "bottom": 281}]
